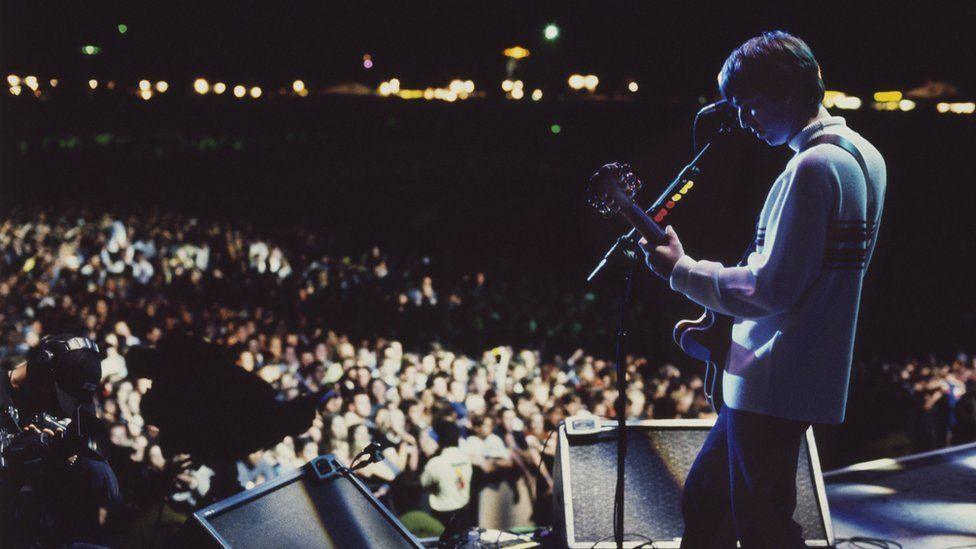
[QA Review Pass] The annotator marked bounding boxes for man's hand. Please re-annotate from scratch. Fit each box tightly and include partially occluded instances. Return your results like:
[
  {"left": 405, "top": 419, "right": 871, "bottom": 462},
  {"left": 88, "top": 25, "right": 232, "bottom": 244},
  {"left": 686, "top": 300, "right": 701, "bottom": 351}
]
[{"left": 639, "top": 225, "right": 685, "bottom": 279}]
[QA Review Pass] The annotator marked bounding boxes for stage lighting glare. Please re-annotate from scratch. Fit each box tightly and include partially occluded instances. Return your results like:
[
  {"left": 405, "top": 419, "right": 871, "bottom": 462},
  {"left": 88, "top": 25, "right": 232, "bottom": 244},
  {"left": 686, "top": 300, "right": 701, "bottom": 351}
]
[
  {"left": 213, "top": 82, "right": 226, "bottom": 94},
  {"left": 823, "top": 90, "right": 847, "bottom": 109},
  {"left": 389, "top": 78, "right": 400, "bottom": 93},
  {"left": 898, "top": 99, "right": 916, "bottom": 112},
  {"left": 449, "top": 80, "right": 464, "bottom": 94},
  {"left": 379, "top": 82, "right": 392, "bottom": 97},
  {"left": 463, "top": 80, "right": 475, "bottom": 94},
  {"left": 233, "top": 85, "right": 246, "bottom": 98},
  {"left": 139, "top": 79, "right": 151, "bottom": 92},
  {"left": 834, "top": 96, "right": 862, "bottom": 110},
  {"left": 88, "top": 79, "right": 98, "bottom": 90},
  {"left": 503, "top": 46, "right": 530, "bottom": 59},
  {"left": 139, "top": 89, "right": 152, "bottom": 100},
  {"left": 568, "top": 74, "right": 584, "bottom": 90},
  {"left": 424, "top": 88, "right": 435, "bottom": 100},
  {"left": 628, "top": 81, "right": 639, "bottom": 93},
  {"left": 249, "top": 86, "right": 262, "bottom": 98},
  {"left": 502, "top": 80, "right": 514, "bottom": 92},
  {"left": 544, "top": 24, "right": 559, "bottom": 40},
  {"left": 49, "top": 79, "right": 58, "bottom": 87},
  {"left": 24, "top": 76, "right": 38, "bottom": 90},
  {"left": 292, "top": 80, "right": 305, "bottom": 93},
  {"left": 512, "top": 88, "right": 524, "bottom": 100},
  {"left": 513, "top": 80, "right": 524, "bottom": 90},
  {"left": 583, "top": 75, "right": 599, "bottom": 91},
  {"left": 532, "top": 89, "right": 543, "bottom": 101},
  {"left": 194, "top": 78, "right": 210, "bottom": 94},
  {"left": 873, "top": 91, "right": 902, "bottom": 102},
  {"left": 6, "top": 75, "right": 19, "bottom": 86},
  {"left": 9, "top": 85, "right": 22, "bottom": 96},
  {"left": 937, "top": 102, "right": 950, "bottom": 113},
  {"left": 443, "top": 91, "right": 457, "bottom": 102},
  {"left": 155, "top": 81, "right": 169, "bottom": 93}
]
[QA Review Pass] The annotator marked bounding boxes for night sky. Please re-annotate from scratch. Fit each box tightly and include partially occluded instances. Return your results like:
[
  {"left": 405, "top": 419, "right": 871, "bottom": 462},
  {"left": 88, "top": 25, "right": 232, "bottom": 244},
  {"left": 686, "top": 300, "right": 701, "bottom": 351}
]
[{"left": 3, "top": 2, "right": 974, "bottom": 99}]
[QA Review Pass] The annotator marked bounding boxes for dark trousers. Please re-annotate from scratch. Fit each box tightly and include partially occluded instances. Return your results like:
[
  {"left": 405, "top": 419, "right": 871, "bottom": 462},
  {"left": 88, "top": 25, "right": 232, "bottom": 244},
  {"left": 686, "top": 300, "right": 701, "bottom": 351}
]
[{"left": 680, "top": 406, "right": 809, "bottom": 549}]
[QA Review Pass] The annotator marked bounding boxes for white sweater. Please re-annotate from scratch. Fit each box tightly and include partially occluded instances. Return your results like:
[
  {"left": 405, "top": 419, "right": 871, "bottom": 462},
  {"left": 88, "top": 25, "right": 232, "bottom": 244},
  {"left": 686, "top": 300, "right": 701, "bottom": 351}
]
[{"left": 669, "top": 115, "right": 886, "bottom": 424}]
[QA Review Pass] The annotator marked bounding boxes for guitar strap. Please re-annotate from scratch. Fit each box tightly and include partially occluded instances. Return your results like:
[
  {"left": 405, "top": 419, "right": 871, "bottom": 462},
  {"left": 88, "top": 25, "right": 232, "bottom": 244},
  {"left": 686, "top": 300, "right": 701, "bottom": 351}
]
[{"left": 739, "top": 133, "right": 877, "bottom": 267}]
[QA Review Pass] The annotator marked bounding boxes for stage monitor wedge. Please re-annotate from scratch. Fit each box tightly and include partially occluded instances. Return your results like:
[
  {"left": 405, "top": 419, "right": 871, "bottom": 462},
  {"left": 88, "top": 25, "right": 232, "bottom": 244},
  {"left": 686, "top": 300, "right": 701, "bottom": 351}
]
[
  {"left": 552, "top": 418, "right": 833, "bottom": 548},
  {"left": 174, "top": 454, "right": 423, "bottom": 549}
]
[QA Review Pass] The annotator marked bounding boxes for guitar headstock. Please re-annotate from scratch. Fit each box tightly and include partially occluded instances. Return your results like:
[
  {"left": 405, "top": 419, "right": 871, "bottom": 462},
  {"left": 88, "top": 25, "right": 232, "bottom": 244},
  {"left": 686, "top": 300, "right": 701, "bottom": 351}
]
[{"left": 586, "top": 162, "right": 642, "bottom": 218}]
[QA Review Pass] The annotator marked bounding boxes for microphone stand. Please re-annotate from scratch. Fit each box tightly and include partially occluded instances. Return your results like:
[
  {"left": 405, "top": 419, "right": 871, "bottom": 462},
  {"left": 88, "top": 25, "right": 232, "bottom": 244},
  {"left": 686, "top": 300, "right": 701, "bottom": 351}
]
[{"left": 586, "top": 126, "right": 727, "bottom": 549}]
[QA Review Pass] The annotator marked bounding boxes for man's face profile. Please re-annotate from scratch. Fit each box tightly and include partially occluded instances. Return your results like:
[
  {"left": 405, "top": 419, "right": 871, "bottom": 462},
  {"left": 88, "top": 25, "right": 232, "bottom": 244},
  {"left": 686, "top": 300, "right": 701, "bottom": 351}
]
[{"left": 731, "top": 93, "right": 804, "bottom": 147}]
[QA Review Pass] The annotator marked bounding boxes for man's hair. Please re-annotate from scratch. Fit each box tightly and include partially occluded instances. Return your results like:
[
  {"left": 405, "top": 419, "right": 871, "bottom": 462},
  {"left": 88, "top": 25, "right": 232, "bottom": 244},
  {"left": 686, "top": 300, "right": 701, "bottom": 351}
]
[
  {"left": 718, "top": 30, "right": 825, "bottom": 116},
  {"left": 432, "top": 419, "right": 461, "bottom": 448}
]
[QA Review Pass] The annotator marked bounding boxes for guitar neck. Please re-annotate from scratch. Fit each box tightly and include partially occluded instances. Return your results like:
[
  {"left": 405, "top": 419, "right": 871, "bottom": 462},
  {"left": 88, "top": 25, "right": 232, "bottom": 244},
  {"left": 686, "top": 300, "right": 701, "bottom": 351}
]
[{"left": 618, "top": 201, "right": 667, "bottom": 243}]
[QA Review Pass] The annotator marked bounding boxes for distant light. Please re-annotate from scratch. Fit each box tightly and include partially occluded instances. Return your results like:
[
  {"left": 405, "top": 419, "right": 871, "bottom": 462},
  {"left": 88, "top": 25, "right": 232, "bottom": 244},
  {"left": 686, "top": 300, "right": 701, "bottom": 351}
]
[
  {"left": 117, "top": 24, "right": 128, "bottom": 34},
  {"left": 834, "top": 96, "right": 862, "bottom": 110},
  {"left": 389, "top": 78, "right": 401, "bottom": 94},
  {"left": 938, "top": 102, "right": 975, "bottom": 114},
  {"left": 379, "top": 82, "right": 392, "bottom": 96},
  {"left": 544, "top": 24, "right": 560, "bottom": 41},
  {"left": 106, "top": 80, "right": 116, "bottom": 89},
  {"left": 873, "top": 91, "right": 902, "bottom": 102},
  {"left": 583, "top": 75, "right": 599, "bottom": 91},
  {"left": 363, "top": 54, "right": 373, "bottom": 69},
  {"left": 213, "top": 82, "right": 226, "bottom": 94},
  {"left": 550, "top": 124, "right": 561, "bottom": 134},
  {"left": 233, "top": 85, "right": 246, "bottom": 98},
  {"left": 399, "top": 89, "right": 424, "bottom": 100},
  {"left": 138, "top": 89, "right": 152, "bottom": 100},
  {"left": 49, "top": 79, "right": 58, "bottom": 87},
  {"left": 81, "top": 45, "right": 101, "bottom": 55},
  {"left": 155, "top": 81, "right": 169, "bottom": 93},
  {"left": 568, "top": 74, "right": 584, "bottom": 90},
  {"left": 88, "top": 79, "right": 98, "bottom": 90},
  {"left": 9, "top": 85, "right": 21, "bottom": 96},
  {"left": 292, "top": 80, "right": 305, "bottom": 93},
  {"left": 513, "top": 80, "right": 524, "bottom": 90},
  {"left": 139, "top": 79, "right": 151, "bottom": 92},
  {"left": 193, "top": 78, "right": 210, "bottom": 94},
  {"left": 463, "top": 80, "right": 475, "bottom": 94},
  {"left": 423, "top": 88, "right": 435, "bottom": 100},
  {"left": 898, "top": 99, "right": 916, "bottom": 112},
  {"left": 532, "top": 89, "right": 543, "bottom": 101},
  {"left": 6, "top": 75, "right": 19, "bottom": 86},
  {"left": 24, "top": 76, "right": 38, "bottom": 90},
  {"left": 823, "top": 90, "right": 847, "bottom": 109},
  {"left": 628, "top": 81, "right": 639, "bottom": 93},
  {"left": 249, "top": 86, "right": 262, "bottom": 98},
  {"left": 443, "top": 90, "right": 457, "bottom": 102},
  {"left": 502, "top": 79, "right": 514, "bottom": 92},
  {"left": 503, "top": 46, "right": 530, "bottom": 60},
  {"left": 512, "top": 87, "right": 524, "bottom": 100}
]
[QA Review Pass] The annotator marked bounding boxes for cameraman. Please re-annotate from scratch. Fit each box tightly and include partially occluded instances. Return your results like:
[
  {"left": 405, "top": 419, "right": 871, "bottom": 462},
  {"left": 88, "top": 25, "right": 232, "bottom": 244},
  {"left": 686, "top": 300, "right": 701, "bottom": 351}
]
[{"left": 1, "top": 334, "right": 120, "bottom": 548}]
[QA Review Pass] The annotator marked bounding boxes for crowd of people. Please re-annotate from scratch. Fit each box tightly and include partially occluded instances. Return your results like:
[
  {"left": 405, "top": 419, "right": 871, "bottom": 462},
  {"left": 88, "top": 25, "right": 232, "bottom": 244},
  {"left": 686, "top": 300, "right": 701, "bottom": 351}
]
[{"left": 0, "top": 209, "right": 973, "bottom": 541}]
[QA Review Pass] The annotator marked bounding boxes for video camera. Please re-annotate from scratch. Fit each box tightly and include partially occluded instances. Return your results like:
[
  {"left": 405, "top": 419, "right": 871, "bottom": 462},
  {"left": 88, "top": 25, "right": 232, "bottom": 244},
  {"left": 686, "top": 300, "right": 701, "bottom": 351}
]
[{"left": 0, "top": 405, "right": 104, "bottom": 474}]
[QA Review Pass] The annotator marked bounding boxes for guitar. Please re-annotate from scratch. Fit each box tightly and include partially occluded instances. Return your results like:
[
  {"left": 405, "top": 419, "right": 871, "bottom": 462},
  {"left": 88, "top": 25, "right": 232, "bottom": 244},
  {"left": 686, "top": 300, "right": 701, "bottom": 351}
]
[{"left": 586, "top": 162, "right": 729, "bottom": 412}]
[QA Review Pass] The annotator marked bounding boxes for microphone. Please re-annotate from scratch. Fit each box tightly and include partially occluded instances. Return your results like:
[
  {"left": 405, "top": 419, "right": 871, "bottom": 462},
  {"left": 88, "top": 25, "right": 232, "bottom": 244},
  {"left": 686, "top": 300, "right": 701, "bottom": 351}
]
[
  {"left": 697, "top": 99, "right": 733, "bottom": 118},
  {"left": 351, "top": 436, "right": 397, "bottom": 470}
]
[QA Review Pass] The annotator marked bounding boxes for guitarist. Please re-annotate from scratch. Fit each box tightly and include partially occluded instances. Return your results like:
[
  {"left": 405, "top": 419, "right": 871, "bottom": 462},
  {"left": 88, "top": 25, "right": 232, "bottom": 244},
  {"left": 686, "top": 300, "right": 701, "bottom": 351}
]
[{"left": 642, "top": 32, "right": 886, "bottom": 548}]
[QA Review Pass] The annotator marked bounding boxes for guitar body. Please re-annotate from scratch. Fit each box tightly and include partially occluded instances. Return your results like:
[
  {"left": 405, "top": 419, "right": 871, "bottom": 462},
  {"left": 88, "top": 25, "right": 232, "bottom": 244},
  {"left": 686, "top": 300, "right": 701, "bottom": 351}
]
[{"left": 673, "top": 309, "right": 732, "bottom": 412}]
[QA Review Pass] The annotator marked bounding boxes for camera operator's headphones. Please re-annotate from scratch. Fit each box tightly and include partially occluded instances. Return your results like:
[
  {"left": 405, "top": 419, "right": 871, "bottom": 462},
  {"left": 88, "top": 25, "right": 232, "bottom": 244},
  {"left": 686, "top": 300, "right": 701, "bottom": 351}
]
[{"left": 30, "top": 336, "right": 101, "bottom": 372}]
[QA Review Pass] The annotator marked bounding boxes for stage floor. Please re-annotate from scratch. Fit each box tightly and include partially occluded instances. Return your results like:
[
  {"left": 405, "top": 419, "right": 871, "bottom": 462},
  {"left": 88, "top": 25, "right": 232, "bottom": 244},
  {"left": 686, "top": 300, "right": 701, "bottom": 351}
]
[{"left": 825, "top": 442, "right": 976, "bottom": 548}]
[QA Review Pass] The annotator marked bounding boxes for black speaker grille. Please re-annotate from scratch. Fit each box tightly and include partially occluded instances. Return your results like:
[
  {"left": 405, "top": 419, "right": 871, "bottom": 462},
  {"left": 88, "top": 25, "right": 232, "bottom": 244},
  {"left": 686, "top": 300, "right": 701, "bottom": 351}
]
[
  {"left": 563, "top": 427, "right": 826, "bottom": 544},
  {"left": 207, "top": 472, "right": 416, "bottom": 548}
]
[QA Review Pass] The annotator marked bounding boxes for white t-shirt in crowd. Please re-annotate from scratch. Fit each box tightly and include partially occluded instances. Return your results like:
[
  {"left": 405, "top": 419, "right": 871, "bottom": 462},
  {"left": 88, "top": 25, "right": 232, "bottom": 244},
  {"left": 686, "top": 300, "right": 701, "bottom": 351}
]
[{"left": 420, "top": 446, "right": 473, "bottom": 512}]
